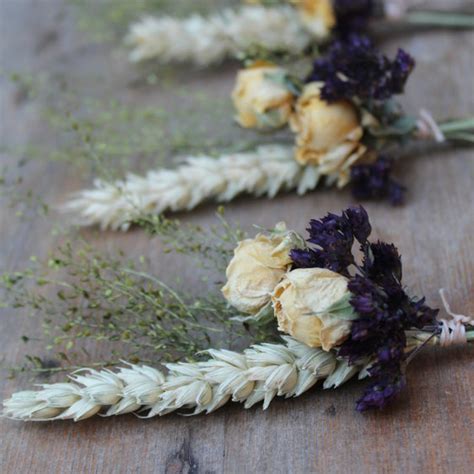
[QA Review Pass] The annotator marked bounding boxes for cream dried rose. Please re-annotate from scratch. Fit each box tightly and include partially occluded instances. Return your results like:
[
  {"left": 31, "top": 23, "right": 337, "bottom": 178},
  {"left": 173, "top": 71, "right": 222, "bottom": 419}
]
[
  {"left": 290, "top": 82, "right": 367, "bottom": 187},
  {"left": 272, "top": 267, "right": 356, "bottom": 351},
  {"left": 293, "top": 0, "right": 336, "bottom": 38},
  {"left": 222, "top": 223, "right": 303, "bottom": 315},
  {"left": 232, "top": 62, "right": 295, "bottom": 130}
]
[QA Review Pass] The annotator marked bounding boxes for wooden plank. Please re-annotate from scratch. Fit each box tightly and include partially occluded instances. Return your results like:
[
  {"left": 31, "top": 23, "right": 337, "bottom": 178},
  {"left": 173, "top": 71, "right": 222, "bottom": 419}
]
[{"left": 0, "top": 1, "right": 473, "bottom": 473}]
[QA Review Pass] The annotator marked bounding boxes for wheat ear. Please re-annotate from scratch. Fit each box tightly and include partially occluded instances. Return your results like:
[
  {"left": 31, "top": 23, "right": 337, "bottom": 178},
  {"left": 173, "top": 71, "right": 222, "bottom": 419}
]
[
  {"left": 3, "top": 337, "right": 367, "bottom": 422},
  {"left": 126, "top": 6, "right": 312, "bottom": 65},
  {"left": 63, "top": 145, "right": 321, "bottom": 231}
]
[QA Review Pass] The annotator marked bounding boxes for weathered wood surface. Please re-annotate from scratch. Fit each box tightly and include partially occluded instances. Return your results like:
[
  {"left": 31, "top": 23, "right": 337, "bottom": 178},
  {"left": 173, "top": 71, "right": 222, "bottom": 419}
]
[{"left": 0, "top": 1, "right": 473, "bottom": 473}]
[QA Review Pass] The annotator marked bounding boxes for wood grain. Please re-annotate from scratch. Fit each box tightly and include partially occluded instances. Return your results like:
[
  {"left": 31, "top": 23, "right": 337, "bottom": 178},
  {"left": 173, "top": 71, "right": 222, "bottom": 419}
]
[{"left": 0, "top": 1, "right": 473, "bottom": 473}]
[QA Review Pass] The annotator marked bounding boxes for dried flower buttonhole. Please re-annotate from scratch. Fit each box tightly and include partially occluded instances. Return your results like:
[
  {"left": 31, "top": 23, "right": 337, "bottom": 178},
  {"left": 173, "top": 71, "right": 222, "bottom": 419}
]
[
  {"left": 4, "top": 207, "right": 473, "bottom": 422},
  {"left": 65, "top": 37, "right": 474, "bottom": 231}
]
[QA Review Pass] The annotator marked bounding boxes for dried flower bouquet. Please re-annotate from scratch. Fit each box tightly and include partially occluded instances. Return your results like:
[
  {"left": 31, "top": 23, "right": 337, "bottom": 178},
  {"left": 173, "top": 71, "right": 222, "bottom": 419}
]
[
  {"left": 126, "top": 1, "right": 474, "bottom": 65},
  {"left": 65, "top": 37, "right": 474, "bottom": 230},
  {"left": 4, "top": 207, "right": 473, "bottom": 421}
]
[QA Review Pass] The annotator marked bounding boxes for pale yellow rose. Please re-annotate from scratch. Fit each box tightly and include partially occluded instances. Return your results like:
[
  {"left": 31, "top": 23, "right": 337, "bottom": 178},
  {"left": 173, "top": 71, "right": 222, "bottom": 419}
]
[
  {"left": 232, "top": 62, "right": 295, "bottom": 130},
  {"left": 290, "top": 82, "right": 367, "bottom": 187},
  {"left": 293, "top": 0, "right": 336, "bottom": 38},
  {"left": 222, "top": 223, "right": 303, "bottom": 315},
  {"left": 244, "top": 0, "right": 336, "bottom": 38},
  {"left": 272, "top": 268, "right": 354, "bottom": 351}
]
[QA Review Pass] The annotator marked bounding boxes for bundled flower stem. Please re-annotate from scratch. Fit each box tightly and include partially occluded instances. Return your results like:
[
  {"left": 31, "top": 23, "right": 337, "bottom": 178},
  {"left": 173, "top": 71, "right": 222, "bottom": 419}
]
[
  {"left": 125, "top": 1, "right": 474, "bottom": 65},
  {"left": 403, "top": 11, "right": 474, "bottom": 29},
  {"left": 3, "top": 207, "right": 473, "bottom": 420}
]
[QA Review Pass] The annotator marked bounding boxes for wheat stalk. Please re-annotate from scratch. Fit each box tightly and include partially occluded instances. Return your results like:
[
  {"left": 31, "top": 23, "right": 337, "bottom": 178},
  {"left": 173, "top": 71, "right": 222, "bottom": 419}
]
[
  {"left": 4, "top": 329, "right": 463, "bottom": 422},
  {"left": 3, "top": 337, "right": 367, "bottom": 422},
  {"left": 63, "top": 145, "right": 321, "bottom": 231},
  {"left": 126, "top": 6, "right": 312, "bottom": 65}
]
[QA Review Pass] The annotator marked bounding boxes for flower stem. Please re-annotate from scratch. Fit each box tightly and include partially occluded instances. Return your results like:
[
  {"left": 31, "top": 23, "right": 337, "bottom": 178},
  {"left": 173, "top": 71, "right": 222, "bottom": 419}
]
[
  {"left": 465, "top": 330, "right": 474, "bottom": 342},
  {"left": 406, "top": 325, "right": 474, "bottom": 366},
  {"left": 439, "top": 118, "right": 474, "bottom": 133},
  {"left": 406, "top": 331, "right": 438, "bottom": 365},
  {"left": 405, "top": 11, "right": 474, "bottom": 28},
  {"left": 438, "top": 118, "right": 474, "bottom": 142}
]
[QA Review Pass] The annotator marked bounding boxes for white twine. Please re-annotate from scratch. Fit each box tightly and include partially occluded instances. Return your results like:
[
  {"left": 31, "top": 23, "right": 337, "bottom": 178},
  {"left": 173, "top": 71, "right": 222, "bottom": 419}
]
[
  {"left": 416, "top": 108, "right": 446, "bottom": 143},
  {"left": 438, "top": 288, "right": 473, "bottom": 347}
]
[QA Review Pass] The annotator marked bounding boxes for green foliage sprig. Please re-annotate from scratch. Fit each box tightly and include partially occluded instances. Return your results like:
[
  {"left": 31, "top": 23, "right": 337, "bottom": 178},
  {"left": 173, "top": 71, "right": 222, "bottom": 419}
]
[
  {"left": 1, "top": 213, "right": 276, "bottom": 377},
  {"left": 5, "top": 71, "right": 266, "bottom": 180},
  {"left": 136, "top": 207, "right": 246, "bottom": 274}
]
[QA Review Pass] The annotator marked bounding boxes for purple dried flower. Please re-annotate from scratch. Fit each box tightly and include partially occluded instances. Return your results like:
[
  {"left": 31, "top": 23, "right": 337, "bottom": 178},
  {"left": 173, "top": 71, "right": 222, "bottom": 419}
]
[
  {"left": 333, "top": 0, "right": 376, "bottom": 34},
  {"left": 347, "top": 275, "right": 382, "bottom": 318},
  {"left": 340, "top": 267, "right": 438, "bottom": 410},
  {"left": 289, "top": 248, "right": 325, "bottom": 269},
  {"left": 363, "top": 241, "right": 402, "bottom": 285},
  {"left": 291, "top": 206, "right": 371, "bottom": 275},
  {"left": 356, "top": 375, "right": 406, "bottom": 411},
  {"left": 391, "top": 49, "right": 416, "bottom": 94},
  {"left": 306, "top": 35, "right": 415, "bottom": 103},
  {"left": 290, "top": 207, "right": 438, "bottom": 411},
  {"left": 405, "top": 296, "right": 440, "bottom": 330},
  {"left": 291, "top": 208, "right": 438, "bottom": 410},
  {"left": 350, "top": 156, "right": 406, "bottom": 205},
  {"left": 343, "top": 206, "right": 371, "bottom": 243}
]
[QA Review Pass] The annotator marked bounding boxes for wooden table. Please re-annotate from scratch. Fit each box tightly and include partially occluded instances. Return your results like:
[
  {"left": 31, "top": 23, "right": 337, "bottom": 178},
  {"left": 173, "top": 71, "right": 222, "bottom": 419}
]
[{"left": 1, "top": 1, "right": 473, "bottom": 472}]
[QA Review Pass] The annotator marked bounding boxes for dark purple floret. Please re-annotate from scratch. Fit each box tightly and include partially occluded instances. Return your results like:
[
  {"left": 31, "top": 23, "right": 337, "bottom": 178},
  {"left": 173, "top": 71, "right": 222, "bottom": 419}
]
[
  {"left": 347, "top": 275, "right": 382, "bottom": 318},
  {"left": 339, "top": 270, "right": 438, "bottom": 410},
  {"left": 356, "top": 375, "right": 406, "bottom": 411},
  {"left": 333, "top": 0, "right": 376, "bottom": 34},
  {"left": 290, "top": 248, "right": 325, "bottom": 269},
  {"left": 290, "top": 206, "right": 370, "bottom": 276},
  {"left": 306, "top": 35, "right": 415, "bottom": 103},
  {"left": 344, "top": 206, "right": 371, "bottom": 243},
  {"left": 405, "top": 296, "right": 439, "bottom": 329},
  {"left": 391, "top": 49, "right": 416, "bottom": 95},
  {"left": 363, "top": 241, "right": 402, "bottom": 285},
  {"left": 350, "top": 156, "right": 406, "bottom": 205}
]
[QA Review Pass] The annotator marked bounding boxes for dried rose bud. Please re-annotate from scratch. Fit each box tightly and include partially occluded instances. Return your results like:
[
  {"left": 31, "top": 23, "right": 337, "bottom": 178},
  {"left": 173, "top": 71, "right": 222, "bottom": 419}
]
[
  {"left": 232, "top": 62, "right": 295, "bottom": 130},
  {"left": 272, "top": 268, "right": 354, "bottom": 351},
  {"left": 222, "top": 223, "right": 303, "bottom": 315},
  {"left": 290, "top": 82, "right": 366, "bottom": 187}
]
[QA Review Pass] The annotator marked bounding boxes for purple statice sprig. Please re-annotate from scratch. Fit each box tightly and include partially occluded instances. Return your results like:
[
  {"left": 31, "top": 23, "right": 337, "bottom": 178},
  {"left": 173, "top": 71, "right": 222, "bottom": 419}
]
[
  {"left": 333, "top": 0, "right": 378, "bottom": 34},
  {"left": 306, "top": 35, "right": 415, "bottom": 104},
  {"left": 351, "top": 155, "right": 405, "bottom": 205},
  {"left": 290, "top": 206, "right": 371, "bottom": 277},
  {"left": 290, "top": 206, "right": 438, "bottom": 411}
]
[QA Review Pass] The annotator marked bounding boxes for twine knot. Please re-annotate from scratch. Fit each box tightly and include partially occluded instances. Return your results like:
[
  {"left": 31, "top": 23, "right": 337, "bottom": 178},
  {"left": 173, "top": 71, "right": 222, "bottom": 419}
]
[
  {"left": 438, "top": 288, "right": 473, "bottom": 347},
  {"left": 416, "top": 109, "right": 446, "bottom": 143},
  {"left": 384, "top": 0, "right": 408, "bottom": 20}
]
